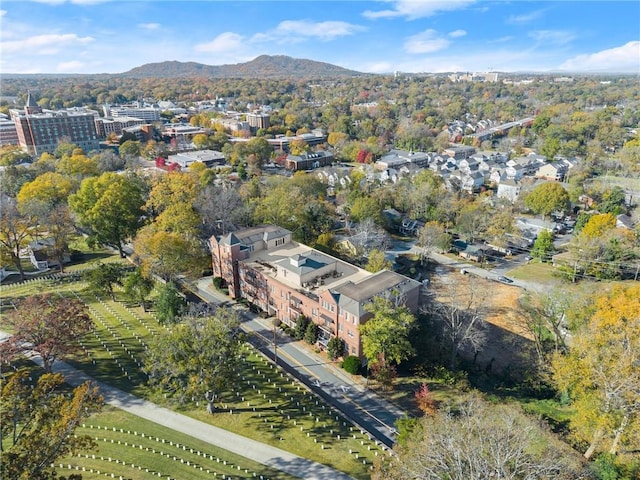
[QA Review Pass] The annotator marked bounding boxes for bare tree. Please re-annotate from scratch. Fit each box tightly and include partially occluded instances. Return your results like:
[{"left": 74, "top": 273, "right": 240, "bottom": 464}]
[
  {"left": 375, "top": 393, "right": 592, "bottom": 480},
  {"left": 195, "top": 184, "right": 247, "bottom": 238},
  {"left": 518, "top": 290, "right": 570, "bottom": 368},
  {"left": 350, "top": 217, "right": 389, "bottom": 257},
  {"left": 416, "top": 221, "right": 451, "bottom": 264},
  {"left": 424, "top": 277, "right": 487, "bottom": 369}
]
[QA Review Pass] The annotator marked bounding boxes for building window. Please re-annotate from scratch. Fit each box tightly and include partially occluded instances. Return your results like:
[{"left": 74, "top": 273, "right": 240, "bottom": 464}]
[
  {"left": 347, "top": 330, "right": 354, "bottom": 338},
  {"left": 275, "top": 238, "right": 285, "bottom": 246}
]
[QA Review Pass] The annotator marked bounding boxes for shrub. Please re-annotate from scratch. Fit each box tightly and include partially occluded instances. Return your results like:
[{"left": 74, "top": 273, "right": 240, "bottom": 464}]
[
  {"left": 212, "top": 277, "right": 225, "bottom": 289},
  {"left": 327, "top": 336, "right": 344, "bottom": 361},
  {"left": 294, "top": 315, "right": 310, "bottom": 340},
  {"left": 304, "top": 322, "right": 318, "bottom": 345},
  {"left": 342, "top": 355, "right": 360, "bottom": 375}
]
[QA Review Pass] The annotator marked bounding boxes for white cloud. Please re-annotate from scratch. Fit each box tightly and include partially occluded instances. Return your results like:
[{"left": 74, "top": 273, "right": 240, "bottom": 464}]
[
  {"left": 529, "top": 30, "right": 575, "bottom": 46},
  {"left": 507, "top": 9, "right": 546, "bottom": 24},
  {"left": 56, "top": 60, "right": 85, "bottom": 72},
  {"left": 363, "top": 0, "right": 475, "bottom": 20},
  {"left": 404, "top": 29, "right": 450, "bottom": 54},
  {"left": 360, "top": 61, "right": 393, "bottom": 73},
  {"left": 254, "top": 20, "right": 365, "bottom": 44},
  {"left": 1, "top": 33, "right": 94, "bottom": 54},
  {"left": 559, "top": 41, "right": 640, "bottom": 73},
  {"left": 194, "top": 32, "right": 245, "bottom": 53},
  {"left": 448, "top": 29, "right": 467, "bottom": 38},
  {"left": 138, "top": 23, "right": 160, "bottom": 31},
  {"left": 489, "top": 36, "right": 514, "bottom": 44},
  {"left": 0, "top": 9, "right": 6, "bottom": 16}
]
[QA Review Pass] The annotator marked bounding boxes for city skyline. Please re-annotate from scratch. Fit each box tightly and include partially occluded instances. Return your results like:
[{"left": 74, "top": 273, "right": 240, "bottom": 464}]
[{"left": 1, "top": 0, "right": 639, "bottom": 75}]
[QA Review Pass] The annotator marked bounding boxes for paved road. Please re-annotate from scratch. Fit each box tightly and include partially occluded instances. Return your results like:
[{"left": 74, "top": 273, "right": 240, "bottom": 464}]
[
  {"left": 386, "top": 240, "right": 548, "bottom": 292},
  {"left": 15, "top": 347, "right": 355, "bottom": 480},
  {"left": 193, "top": 278, "right": 405, "bottom": 448}
]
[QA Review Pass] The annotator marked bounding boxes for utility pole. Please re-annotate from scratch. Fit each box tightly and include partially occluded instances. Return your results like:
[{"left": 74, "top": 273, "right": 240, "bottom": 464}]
[{"left": 272, "top": 318, "right": 281, "bottom": 365}]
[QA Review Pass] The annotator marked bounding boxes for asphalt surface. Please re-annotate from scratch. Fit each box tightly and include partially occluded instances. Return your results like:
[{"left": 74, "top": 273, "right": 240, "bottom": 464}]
[{"left": 192, "top": 278, "right": 406, "bottom": 448}]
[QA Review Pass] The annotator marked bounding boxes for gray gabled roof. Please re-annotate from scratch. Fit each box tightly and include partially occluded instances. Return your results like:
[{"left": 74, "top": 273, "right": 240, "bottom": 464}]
[{"left": 218, "top": 232, "right": 241, "bottom": 246}]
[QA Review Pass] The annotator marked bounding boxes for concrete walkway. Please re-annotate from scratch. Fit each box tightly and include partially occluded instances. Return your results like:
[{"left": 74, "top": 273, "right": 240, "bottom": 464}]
[{"left": 19, "top": 351, "right": 355, "bottom": 480}]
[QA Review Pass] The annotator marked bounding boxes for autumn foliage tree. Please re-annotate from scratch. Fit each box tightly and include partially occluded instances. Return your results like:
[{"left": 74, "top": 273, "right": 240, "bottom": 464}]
[
  {"left": 9, "top": 298, "right": 90, "bottom": 364},
  {"left": 1, "top": 294, "right": 93, "bottom": 373},
  {"left": 524, "top": 181, "right": 570, "bottom": 218},
  {"left": 361, "top": 296, "right": 415, "bottom": 389},
  {"left": 414, "top": 383, "right": 437, "bottom": 417},
  {"left": 144, "top": 307, "right": 244, "bottom": 409},
  {"left": 552, "top": 284, "right": 640, "bottom": 460},
  {"left": 1, "top": 371, "right": 103, "bottom": 480},
  {"left": 69, "top": 172, "right": 147, "bottom": 257}
]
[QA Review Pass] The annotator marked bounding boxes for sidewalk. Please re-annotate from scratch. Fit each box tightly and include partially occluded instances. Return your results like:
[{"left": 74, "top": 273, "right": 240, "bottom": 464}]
[
  {"left": 25, "top": 351, "right": 355, "bottom": 480},
  {"left": 193, "top": 277, "right": 406, "bottom": 447}
]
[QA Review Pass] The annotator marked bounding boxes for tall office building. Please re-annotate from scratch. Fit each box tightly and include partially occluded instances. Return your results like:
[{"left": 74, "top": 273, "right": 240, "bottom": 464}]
[
  {"left": 246, "top": 112, "right": 270, "bottom": 131},
  {"left": 10, "top": 91, "right": 100, "bottom": 156}
]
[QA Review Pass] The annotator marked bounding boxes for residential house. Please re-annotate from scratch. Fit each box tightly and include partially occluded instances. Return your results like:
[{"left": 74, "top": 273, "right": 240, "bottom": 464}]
[
  {"left": 497, "top": 178, "right": 522, "bottom": 202},
  {"left": 443, "top": 145, "right": 476, "bottom": 160},
  {"left": 376, "top": 149, "right": 432, "bottom": 169},
  {"left": 515, "top": 217, "right": 558, "bottom": 240},
  {"left": 616, "top": 214, "right": 634, "bottom": 230},
  {"left": 461, "top": 171, "right": 485, "bottom": 192},
  {"left": 210, "top": 225, "right": 422, "bottom": 357},
  {"left": 458, "top": 158, "right": 480, "bottom": 174},
  {"left": 535, "top": 162, "right": 567, "bottom": 181},
  {"left": 459, "top": 244, "right": 486, "bottom": 262},
  {"left": 27, "top": 238, "right": 69, "bottom": 270},
  {"left": 505, "top": 164, "right": 526, "bottom": 180},
  {"left": 489, "top": 168, "right": 506, "bottom": 185}
]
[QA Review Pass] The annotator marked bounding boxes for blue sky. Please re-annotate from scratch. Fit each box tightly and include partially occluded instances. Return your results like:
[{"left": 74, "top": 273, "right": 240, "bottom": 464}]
[{"left": 1, "top": 1, "right": 639, "bottom": 74}]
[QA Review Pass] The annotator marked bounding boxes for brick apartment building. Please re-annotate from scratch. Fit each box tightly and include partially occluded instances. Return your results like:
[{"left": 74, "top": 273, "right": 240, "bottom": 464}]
[
  {"left": 210, "top": 225, "right": 422, "bottom": 357},
  {"left": 10, "top": 92, "right": 100, "bottom": 156}
]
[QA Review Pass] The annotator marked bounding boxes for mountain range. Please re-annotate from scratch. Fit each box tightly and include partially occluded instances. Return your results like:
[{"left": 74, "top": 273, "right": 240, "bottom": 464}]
[{"left": 120, "top": 55, "right": 364, "bottom": 78}]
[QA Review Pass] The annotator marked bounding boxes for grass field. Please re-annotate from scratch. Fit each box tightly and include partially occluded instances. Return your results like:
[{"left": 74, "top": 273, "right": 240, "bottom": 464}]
[
  {"left": 0, "top": 272, "right": 385, "bottom": 479},
  {"left": 57, "top": 406, "right": 299, "bottom": 480},
  {"left": 507, "top": 261, "right": 561, "bottom": 284}
]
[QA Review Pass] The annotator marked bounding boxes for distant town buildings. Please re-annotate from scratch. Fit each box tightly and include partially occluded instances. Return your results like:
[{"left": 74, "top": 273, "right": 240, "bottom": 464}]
[
  {"left": 210, "top": 225, "right": 422, "bottom": 357},
  {"left": 103, "top": 103, "right": 162, "bottom": 122},
  {"left": 95, "top": 116, "right": 147, "bottom": 137},
  {"left": 168, "top": 150, "right": 225, "bottom": 168},
  {"left": 10, "top": 92, "right": 100, "bottom": 155},
  {"left": 448, "top": 72, "right": 499, "bottom": 83},
  {"left": 284, "top": 151, "right": 334, "bottom": 171}
]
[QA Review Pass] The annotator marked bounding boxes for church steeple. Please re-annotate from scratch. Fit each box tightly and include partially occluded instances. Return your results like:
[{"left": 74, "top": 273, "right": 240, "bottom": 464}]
[{"left": 25, "top": 90, "right": 42, "bottom": 114}]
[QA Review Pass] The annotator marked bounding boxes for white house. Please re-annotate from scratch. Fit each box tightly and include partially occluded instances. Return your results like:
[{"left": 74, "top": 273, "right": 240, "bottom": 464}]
[{"left": 497, "top": 178, "right": 522, "bottom": 202}]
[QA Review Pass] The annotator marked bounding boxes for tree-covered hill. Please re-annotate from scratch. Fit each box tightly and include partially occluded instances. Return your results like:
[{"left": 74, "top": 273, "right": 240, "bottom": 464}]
[{"left": 120, "top": 55, "right": 365, "bottom": 78}]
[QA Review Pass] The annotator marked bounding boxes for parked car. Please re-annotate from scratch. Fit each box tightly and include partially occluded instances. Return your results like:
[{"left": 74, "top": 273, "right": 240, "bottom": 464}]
[{"left": 497, "top": 276, "right": 514, "bottom": 284}]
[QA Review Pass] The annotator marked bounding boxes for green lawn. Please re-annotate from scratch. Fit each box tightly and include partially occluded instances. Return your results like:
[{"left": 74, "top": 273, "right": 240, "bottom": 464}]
[
  {"left": 58, "top": 406, "right": 300, "bottom": 480},
  {"left": 507, "top": 261, "right": 561, "bottom": 284},
  {"left": 0, "top": 274, "right": 385, "bottom": 480}
]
